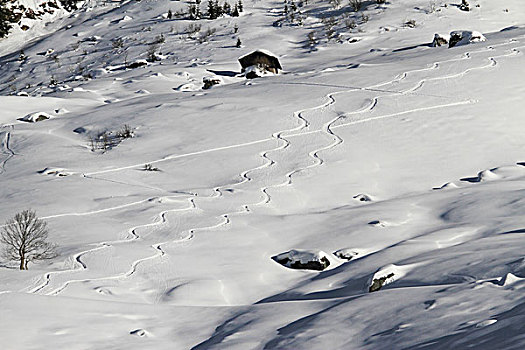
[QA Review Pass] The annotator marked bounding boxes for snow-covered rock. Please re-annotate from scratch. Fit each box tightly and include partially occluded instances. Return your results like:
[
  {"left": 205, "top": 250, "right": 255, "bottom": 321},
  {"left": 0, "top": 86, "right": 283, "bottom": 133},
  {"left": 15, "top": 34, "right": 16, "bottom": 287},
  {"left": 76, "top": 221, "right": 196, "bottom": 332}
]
[
  {"left": 449, "top": 30, "right": 486, "bottom": 48},
  {"left": 273, "top": 250, "right": 331, "bottom": 271},
  {"left": 19, "top": 111, "right": 53, "bottom": 122},
  {"left": 432, "top": 33, "right": 449, "bottom": 47},
  {"left": 202, "top": 76, "right": 222, "bottom": 89}
]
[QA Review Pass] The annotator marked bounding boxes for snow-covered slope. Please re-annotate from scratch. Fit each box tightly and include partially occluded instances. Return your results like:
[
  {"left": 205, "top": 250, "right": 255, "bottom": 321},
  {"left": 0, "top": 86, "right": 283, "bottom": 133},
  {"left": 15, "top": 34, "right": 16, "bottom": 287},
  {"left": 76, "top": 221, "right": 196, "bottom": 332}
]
[{"left": 1, "top": 0, "right": 524, "bottom": 349}]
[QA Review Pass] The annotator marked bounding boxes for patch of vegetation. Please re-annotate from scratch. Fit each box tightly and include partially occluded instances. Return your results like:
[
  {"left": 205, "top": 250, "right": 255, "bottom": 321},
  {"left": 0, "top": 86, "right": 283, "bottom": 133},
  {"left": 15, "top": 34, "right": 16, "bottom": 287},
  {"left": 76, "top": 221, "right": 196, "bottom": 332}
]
[
  {"left": 143, "top": 164, "right": 160, "bottom": 171},
  {"left": 60, "top": 0, "right": 82, "bottom": 11},
  {"left": 0, "top": 0, "right": 15, "bottom": 39},
  {"left": 88, "top": 125, "right": 135, "bottom": 152}
]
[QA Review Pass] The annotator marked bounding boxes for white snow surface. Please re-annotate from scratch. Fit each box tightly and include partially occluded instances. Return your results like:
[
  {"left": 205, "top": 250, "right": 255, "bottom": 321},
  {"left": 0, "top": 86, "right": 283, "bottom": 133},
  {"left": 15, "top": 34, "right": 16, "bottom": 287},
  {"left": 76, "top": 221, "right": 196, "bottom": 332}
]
[{"left": 1, "top": 0, "right": 525, "bottom": 349}]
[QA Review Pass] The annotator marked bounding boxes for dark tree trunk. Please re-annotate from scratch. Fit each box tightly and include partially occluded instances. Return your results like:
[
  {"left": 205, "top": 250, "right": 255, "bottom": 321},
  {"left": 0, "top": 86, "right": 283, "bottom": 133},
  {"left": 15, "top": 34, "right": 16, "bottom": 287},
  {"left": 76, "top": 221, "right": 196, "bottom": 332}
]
[{"left": 20, "top": 255, "right": 25, "bottom": 270}]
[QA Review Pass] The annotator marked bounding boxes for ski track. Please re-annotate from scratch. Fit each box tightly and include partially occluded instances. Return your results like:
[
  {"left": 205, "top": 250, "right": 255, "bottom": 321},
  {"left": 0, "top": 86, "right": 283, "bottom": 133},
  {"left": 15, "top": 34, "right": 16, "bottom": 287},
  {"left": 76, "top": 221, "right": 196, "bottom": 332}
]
[
  {"left": 28, "top": 197, "right": 197, "bottom": 294},
  {"left": 287, "top": 45, "right": 523, "bottom": 137},
  {"left": 0, "top": 127, "right": 15, "bottom": 175},
  {"left": 26, "top": 40, "right": 523, "bottom": 297},
  {"left": 78, "top": 43, "right": 521, "bottom": 179}
]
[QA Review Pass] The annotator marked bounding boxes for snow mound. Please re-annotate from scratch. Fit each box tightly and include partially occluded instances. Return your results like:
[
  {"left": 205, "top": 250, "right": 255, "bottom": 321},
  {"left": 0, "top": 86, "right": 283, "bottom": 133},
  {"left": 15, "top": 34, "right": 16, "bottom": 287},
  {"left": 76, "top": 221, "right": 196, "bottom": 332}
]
[
  {"left": 54, "top": 108, "right": 69, "bottom": 114},
  {"left": 475, "top": 319, "right": 497, "bottom": 328},
  {"left": 174, "top": 83, "right": 201, "bottom": 92},
  {"left": 273, "top": 250, "right": 331, "bottom": 271},
  {"left": 477, "top": 169, "right": 501, "bottom": 181},
  {"left": 118, "top": 15, "right": 133, "bottom": 23},
  {"left": 500, "top": 273, "right": 525, "bottom": 287},
  {"left": 19, "top": 112, "right": 53, "bottom": 122},
  {"left": 434, "top": 182, "right": 459, "bottom": 190}
]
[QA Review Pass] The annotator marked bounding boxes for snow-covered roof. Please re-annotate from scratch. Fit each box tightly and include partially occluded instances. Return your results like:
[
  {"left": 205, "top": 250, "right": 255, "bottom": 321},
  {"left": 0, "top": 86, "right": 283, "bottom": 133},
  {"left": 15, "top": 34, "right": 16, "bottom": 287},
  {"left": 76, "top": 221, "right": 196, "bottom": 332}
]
[{"left": 238, "top": 49, "right": 279, "bottom": 61}]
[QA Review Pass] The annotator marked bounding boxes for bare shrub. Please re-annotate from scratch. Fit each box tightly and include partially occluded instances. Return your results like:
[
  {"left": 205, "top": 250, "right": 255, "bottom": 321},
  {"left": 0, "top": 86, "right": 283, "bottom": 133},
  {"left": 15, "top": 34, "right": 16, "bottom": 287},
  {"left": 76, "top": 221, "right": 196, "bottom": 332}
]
[
  {"left": 117, "top": 124, "right": 134, "bottom": 139},
  {"left": 345, "top": 19, "right": 357, "bottom": 29},
  {"left": 147, "top": 43, "right": 160, "bottom": 62},
  {"left": 89, "top": 125, "right": 134, "bottom": 152},
  {"left": 112, "top": 37, "right": 124, "bottom": 49},
  {"left": 143, "top": 164, "right": 160, "bottom": 171}
]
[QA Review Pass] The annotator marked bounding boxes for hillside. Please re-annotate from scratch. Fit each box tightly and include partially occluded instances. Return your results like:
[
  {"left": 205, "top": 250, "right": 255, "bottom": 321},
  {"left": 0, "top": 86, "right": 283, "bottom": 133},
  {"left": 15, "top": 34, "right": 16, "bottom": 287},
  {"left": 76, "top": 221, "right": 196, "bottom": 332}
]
[{"left": 1, "top": 0, "right": 525, "bottom": 349}]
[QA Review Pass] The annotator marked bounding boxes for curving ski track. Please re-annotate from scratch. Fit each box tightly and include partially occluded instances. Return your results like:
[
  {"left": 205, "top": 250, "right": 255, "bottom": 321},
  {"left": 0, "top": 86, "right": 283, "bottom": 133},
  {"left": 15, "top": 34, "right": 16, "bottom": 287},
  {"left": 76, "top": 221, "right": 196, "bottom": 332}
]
[
  {"left": 0, "top": 128, "right": 15, "bottom": 175},
  {"left": 29, "top": 197, "right": 197, "bottom": 294}
]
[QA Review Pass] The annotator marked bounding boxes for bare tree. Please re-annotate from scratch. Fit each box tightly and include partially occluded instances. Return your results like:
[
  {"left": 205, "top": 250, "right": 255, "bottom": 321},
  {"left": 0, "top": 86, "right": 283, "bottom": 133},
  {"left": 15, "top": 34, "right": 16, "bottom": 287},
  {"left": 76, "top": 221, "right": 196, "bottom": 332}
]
[{"left": 0, "top": 209, "right": 57, "bottom": 270}]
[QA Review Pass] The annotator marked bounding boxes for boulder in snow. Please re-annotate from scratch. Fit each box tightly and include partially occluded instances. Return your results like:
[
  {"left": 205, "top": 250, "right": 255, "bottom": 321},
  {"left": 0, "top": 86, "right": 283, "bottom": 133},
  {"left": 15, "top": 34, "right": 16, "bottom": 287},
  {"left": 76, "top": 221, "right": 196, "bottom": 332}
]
[
  {"left": 273, "top": 250, "right": 330, "bottom": 271},
  {"left": 202, "top": 76, "right": 222, "bottom": 89},
  {"left": 459, "top": 0, "right": 470, "bottom": 12},
  {"left": 334, "top": 249, "right": 359, "bottom": 261},
  {"left": 449, "top": 30, "right": 486, "bottom": 48},
  {"left": 368, "top": 264, "right": 414, "bottom": 292},
  {"left": 369, "top": 272, "right": 395, "bottom": 292},
  {"left": 19, "top": 112, "right": 53, "bottom": 123},
  {"left": 353, "top": 193, "right": 373, "bottom": 202},
  {"left": 432, "top": 33, "right": 449, "bottom": 47},
  {"left": 126, "top": 59, "right": 148, "bottom": 69}
]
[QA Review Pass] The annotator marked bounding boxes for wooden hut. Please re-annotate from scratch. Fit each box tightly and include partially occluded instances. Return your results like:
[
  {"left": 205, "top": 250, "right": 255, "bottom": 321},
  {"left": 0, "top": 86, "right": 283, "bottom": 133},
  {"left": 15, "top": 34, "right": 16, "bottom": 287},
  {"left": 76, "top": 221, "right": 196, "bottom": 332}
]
[{"left": 238, "top": 50, "right": 282, "bottom": 78}]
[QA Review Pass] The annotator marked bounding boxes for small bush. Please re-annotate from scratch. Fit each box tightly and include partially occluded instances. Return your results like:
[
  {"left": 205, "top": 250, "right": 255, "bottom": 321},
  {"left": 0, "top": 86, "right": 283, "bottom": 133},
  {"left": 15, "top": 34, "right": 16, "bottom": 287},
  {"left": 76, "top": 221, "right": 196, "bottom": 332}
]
[
  {"left": 112, "top": 38, "right": 124, "bottom": 49},
  {"left": 143, "top": 164, "right": 160, "bottom": 171},
  {"left": 117, "top": 124, "right": 134, "bottom": 139},
  {"left": 345, "top": 19, "right": 357, "bottom": 30},
  {"left": 153, "top": 34, "right": 165, "bottom": 44},
  {"left": 147, "top": 43, "right": 159, "bottom": 62},
  {"left": 185, "top": 23, "right": 202, "bottom": 35}
]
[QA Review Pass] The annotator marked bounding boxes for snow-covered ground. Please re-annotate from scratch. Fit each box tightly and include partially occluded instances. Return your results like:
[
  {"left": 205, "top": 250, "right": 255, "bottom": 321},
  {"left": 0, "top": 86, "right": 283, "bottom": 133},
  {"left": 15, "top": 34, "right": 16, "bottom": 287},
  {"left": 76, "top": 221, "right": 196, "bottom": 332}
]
[{"left": 1, "top": 0, "right": 524, "bottom": 348}]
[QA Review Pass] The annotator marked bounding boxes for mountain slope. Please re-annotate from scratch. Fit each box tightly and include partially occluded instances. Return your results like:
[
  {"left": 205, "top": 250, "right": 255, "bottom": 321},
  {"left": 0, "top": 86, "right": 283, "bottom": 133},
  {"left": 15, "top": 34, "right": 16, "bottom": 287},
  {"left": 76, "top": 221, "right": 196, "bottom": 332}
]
[{"left": 0, "top": 1, "right": 524, "bottom": 349}]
